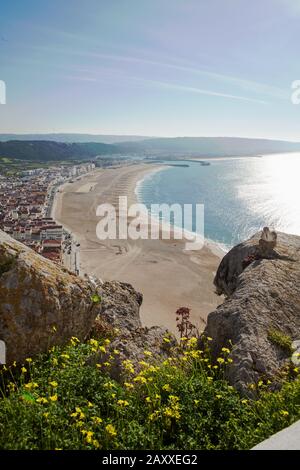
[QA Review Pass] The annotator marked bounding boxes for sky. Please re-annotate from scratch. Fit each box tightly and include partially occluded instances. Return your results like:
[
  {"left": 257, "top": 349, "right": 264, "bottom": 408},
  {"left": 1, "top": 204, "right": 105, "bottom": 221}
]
[{"left": 0, "top": 0, "right": 300, "bottom": 139}]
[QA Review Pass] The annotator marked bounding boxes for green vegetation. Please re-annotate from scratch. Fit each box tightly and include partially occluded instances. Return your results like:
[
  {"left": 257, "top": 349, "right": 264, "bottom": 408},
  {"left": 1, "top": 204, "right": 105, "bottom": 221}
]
[
  {"left": 0, "top": 157, "right": 86, "bottom": 176},
  {"left": 268, "top": 328, "right": 293, "bottom": 355},
  {"left": 0, "top": 157, "right": 52, "bottom": 175},
  {"left": 0, "top": 140, "right": 119, "bottom": 162},
  {"left": 0, "top": 336, "right": 299, "bottom": 450}
]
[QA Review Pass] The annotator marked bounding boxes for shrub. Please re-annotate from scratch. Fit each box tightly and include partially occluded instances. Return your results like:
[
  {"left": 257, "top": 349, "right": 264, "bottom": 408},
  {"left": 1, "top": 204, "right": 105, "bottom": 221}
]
[
  {"left": 0, "top": 335, "right": 299, "bottom": 450},
  {"left": 267, "top": 328, "right": 293, "bottom": 355}
]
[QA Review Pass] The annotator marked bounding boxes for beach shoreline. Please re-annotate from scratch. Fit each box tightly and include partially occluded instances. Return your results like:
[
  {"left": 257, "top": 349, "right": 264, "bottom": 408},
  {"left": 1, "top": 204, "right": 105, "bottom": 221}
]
[{"left": 53, "top": 163, "right": 223, "bottom": 335}]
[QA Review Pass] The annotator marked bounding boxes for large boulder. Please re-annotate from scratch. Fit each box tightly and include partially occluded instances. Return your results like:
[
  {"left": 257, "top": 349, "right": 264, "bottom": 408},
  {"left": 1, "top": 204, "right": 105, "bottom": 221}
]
[
  {"left": 0, "top": 230, "right": 176, "bottom": 372},
  {"left": 0, "top": 230, "right": 102, "bottom": 364},
  {"left": 204, "top": 230, "right": 300, "bottom": 394},
  {"left": 89, "top": 280, "right": 177, "bottom": 381}
]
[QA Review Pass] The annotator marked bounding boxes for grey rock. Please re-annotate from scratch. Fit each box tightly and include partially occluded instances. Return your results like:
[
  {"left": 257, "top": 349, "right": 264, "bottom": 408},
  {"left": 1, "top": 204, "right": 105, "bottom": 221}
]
[
  {"left": 0, "top": 230, "right": 101, "bottom": 364},
  {"left": 88, "top": 281, "right": 176, "bottom": 381},
  {"left": 205, "top": 231, "right": 300, "bottom": 394},
  {"left": 88, "top": 325, "right": 177, "bottom": 381},
  {"left": 98, "top": 280, "right": 143, "bottom": 334}
]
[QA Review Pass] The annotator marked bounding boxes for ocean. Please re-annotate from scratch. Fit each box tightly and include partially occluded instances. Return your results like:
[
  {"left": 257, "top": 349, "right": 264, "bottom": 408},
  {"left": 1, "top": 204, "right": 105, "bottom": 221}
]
[{"left": 136, "top": 153, "right": 300, "bottom": 251}]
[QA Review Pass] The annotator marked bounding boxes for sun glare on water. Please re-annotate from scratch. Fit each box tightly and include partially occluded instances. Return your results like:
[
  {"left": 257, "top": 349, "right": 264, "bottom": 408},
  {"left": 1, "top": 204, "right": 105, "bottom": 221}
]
[{"left": 238, "top": 153, "right": 300, "bottom": 236}]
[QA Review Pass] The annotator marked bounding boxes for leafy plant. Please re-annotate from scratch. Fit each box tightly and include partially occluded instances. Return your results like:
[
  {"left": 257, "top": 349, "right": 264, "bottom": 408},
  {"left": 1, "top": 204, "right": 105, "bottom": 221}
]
[
  {"left": 0, "top": 335, "right": 299, "bottom": 450},
  {"left": 267, "top": 328, "right": 293, "bottom": 355},
  {"left": 91, "top": 294, "right": 101, "bottom": 304}
]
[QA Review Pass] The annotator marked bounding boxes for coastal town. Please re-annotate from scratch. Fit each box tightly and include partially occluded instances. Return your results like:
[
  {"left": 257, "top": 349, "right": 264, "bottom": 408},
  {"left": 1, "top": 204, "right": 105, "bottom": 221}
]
[{"left": 0, "top": 162, "right": 95, "bottom": 274}]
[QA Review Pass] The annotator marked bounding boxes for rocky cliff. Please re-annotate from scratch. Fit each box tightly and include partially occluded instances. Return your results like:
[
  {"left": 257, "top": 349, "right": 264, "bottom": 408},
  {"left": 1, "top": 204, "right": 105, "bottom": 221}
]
[
  {"left": 0, "top": 230, "right": 175, "bottom": 368},
  {"left": 0, "top": 230, "right": 104, "bottom": 364},
  {"left": 205, "top": 230, "right": 300, "bottom": 393},
  {"left": 2, "top": 227, "right": 300, "bottom": 394}
]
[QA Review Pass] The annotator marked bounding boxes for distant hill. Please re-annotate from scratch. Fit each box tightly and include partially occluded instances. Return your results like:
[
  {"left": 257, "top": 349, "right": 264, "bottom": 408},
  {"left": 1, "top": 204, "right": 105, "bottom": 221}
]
[
  {"left": 0, "top": 133, "right": 155, "bottom": 144},
  {"left": 0, "top": 140, "right": 120, "bottom": 161},
  {"left": 118, "top": 136, "right": 300, "bottom": 156},
  {"left": 1, "top": 136, "right": 300, "bottom": 161}
]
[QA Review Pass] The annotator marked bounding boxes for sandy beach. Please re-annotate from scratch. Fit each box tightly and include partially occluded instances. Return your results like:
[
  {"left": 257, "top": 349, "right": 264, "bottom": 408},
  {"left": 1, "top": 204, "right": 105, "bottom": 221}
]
[{"left": 54, "top": 163, "right": 223, "bottom": 335}]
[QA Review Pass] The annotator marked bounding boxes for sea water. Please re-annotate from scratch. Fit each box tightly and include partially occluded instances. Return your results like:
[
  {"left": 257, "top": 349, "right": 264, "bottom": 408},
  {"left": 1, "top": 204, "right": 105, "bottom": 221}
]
[{"left": 136, "top": 153, "right": 300, "bottom": 250}]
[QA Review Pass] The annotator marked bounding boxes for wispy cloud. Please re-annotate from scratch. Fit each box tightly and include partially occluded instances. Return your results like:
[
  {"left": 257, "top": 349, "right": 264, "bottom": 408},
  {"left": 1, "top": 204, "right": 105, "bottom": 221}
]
[
  {"left": 62, "top": 75, "right": 98, "bottom": 82},
  {"left": 134, "top": 77, "right": 268, "bottom": 104},
  {"left": 24, "top": 41, "right": 288, "bottom": 102},
  {"left": 61, "top": 47, "right": 287, "bottom": 100}
]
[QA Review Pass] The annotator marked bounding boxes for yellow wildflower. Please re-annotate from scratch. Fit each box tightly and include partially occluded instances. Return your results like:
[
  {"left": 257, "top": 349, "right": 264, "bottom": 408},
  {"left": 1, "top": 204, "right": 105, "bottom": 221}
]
[
  {"left": 104, "top": 381, "right": 115, "bottom": 389},
  {"left": 82, "top": 430, "right": 94, "bottom": 444},
  {"left": 163, "top": 406, "right": 180, "bottom": 420},
  {"left": 122, "top": 359, "right": 135, "bottom": 375},
  {"left": 25, "top": 358, "right": 32, "bottom": 363},
  {"left": 162, "top": 384, "right": 171, "bottom": 392},
  {"left": 91, "top": 416, "right": 103, "bottom": 425},
  {"left": 144, "top": 350, "right": 152, "bottom": 357},
  {"left": 139, "top": 360, "right": 149, "bottom": 368},
  {"left": 21, "top": 367, "right": 27, "bottom": 374},
  {"left": 60, "top": 354, "right": 70, "bottom": 360},
  {"left": 7, "top": 382, "right": 16, "bottom": 392},
  {"left": 49, "top": 381, "right": 58, "bottom": 388},
  {"left": 49, "top": 394, "right": 58, "bottom": 402},
  {"left": 124, "top": 382, "right": 134, "bottom": 389},
  {"left": 133, "top": 376, "right": 147, "bottom": 384},
  {"left": 187, "top": 337, "right": 198, "bottom": 348},
  {"left": 117, "top": 399, "right": 129, "bottom": 407},
  {"left": 71, "top": 336, "right": 80, "bottom": 343},
  {"left": 280, "top": 410, "right": 289, "bottom": 416},
  {"left": 92, "top": 439, "right": 100, "bottom": 448},
  {"left": 105, "top": 424, "right": 117, "bottom": 437},
  {"left": 149, "top": 410, "right": 160, "bottom": 421},
  {"left": 37, "top": 397, "right": 48, "bottom": 404},
  {"left": 24, "top": 382, "right": 39, "bottom": 390}
]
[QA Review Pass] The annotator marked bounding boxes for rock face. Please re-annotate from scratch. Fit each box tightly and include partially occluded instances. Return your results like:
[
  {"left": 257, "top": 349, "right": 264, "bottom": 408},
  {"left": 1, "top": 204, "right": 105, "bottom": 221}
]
[
  {"left": 0, "top": 230, "right": 101, "bottom": 364},
  {"left": 88, "top": 280, "right": 177, "bottom": 381},
  {"left": 0, "top": 230, "right": 176, "bottom": 371},
  {"left": 205, "top": 230, "right": 300, "bottom": 394}
]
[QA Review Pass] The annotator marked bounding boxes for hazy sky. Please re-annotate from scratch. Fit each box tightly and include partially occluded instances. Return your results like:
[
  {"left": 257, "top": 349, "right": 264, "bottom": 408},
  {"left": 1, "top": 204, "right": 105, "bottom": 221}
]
[{"left": 0, "top": 0, "right": 300, "bottom": 139}]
